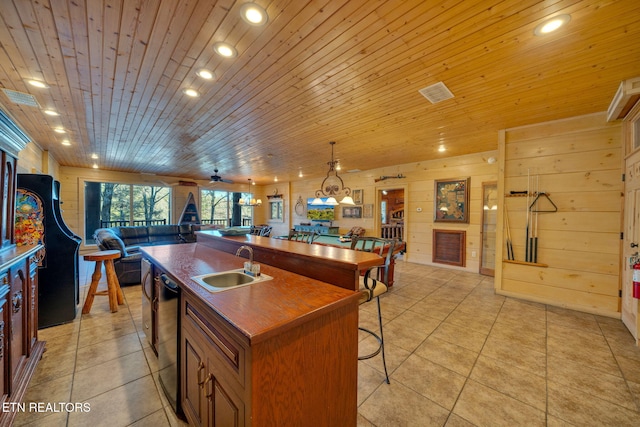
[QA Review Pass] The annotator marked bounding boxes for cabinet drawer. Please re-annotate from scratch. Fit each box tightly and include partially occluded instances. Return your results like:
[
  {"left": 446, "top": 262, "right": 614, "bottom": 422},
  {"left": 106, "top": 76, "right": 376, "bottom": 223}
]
[{"left": 183, "top": 299, "right": 245, "bottom": 389}]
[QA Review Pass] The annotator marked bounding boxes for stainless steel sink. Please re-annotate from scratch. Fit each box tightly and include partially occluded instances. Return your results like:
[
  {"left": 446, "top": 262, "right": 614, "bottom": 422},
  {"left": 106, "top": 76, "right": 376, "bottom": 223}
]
[{"left": 191, "top": 268, "right": 273, "bottom": 293}]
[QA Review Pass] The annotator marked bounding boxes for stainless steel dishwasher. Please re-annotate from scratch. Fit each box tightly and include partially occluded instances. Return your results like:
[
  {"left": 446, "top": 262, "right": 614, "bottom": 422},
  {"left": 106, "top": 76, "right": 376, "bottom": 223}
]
[
  {"left": 141, "top": 258, "right": 155, "bottom": 352},
  {"left": 157, "top": 272, "right": 183, "bottom": 417}
]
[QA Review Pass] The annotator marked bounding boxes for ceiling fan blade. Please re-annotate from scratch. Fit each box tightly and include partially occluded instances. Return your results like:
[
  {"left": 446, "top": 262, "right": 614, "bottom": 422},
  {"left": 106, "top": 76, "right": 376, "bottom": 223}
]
[{"left": 209, "top": 168, "right": 233, "bottom": 183}]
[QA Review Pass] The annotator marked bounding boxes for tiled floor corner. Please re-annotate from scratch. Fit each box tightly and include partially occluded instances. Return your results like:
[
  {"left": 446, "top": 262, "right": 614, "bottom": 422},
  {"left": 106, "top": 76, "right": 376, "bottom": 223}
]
[{"left": 12, "top": 256, "right": 640, "bottom": 426}]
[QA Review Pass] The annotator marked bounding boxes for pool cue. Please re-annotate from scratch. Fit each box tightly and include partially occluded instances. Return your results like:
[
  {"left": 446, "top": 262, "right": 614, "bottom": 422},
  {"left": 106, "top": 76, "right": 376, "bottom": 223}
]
[
  {"left": 532, "top": 175, "right": 539, "bottom": 263},
  {"left": 525, "top": 170, "right": 530, "bottom": 262},
  {"left": 505, "top": 205, "right": 514, "bottom": 260}
]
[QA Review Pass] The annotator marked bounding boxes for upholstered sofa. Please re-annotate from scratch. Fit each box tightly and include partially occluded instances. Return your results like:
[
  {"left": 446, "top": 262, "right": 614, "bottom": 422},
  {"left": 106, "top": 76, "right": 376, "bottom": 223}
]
[{"left": 93, "top": 224, "right": 199, "bottom": 285}]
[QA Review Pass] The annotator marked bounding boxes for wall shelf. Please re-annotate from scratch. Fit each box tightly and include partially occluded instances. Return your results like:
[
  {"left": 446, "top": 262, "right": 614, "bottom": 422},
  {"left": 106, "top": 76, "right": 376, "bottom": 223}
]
[{"left": 503, "top": 259, "right": 548, "bottom": 268}]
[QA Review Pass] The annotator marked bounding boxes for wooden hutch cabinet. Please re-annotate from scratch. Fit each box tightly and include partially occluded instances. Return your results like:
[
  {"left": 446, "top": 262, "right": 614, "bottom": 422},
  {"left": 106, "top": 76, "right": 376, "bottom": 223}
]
[{"left": 0, "top": 109, "right": 45, "bottom": 426}]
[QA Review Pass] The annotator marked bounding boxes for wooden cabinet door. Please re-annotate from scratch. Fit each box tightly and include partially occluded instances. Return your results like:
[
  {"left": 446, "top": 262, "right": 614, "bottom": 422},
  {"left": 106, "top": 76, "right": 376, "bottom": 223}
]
[
  {"left": 9, "top": 266, "right": 26, "bottom": 383},
  {"left": 182, "top": 329, "right": 208, "bottom": 427},
  {"left": 206, "top": 368, "right": 244, "bottom": 427},
  {"left": 26, "top": 254, "right": 39, "bottom": 355},
  {"left": 182, "top": 299, "right": 246, "bottom": 427}
]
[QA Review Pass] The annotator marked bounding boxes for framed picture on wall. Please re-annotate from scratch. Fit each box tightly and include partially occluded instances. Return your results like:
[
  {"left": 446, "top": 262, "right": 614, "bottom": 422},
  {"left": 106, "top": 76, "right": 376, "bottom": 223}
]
[
  {"left": 352, "top": 189, "right": 363, "bottom": 204},
  {"left": 342, "top": 206, "right": 362, "bottom": 219},
  {"left": 434, "top": 177, "right": 470, "bottom": 223},
  {"left": 363, "top": 204, "right": 373, "bottom": 218}
]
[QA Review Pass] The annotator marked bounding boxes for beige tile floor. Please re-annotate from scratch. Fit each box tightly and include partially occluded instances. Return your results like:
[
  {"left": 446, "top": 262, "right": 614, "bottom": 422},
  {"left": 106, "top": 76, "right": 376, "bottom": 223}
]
[{"left": 12, "top": 256, "right": 640, "bottom": 426}]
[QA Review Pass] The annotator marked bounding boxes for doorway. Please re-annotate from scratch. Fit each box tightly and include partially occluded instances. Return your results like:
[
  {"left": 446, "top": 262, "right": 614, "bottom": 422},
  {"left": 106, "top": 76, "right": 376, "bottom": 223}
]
[
  {"left": 480, "top": 182, "right": 498, "bottom": 276},
  {"left": 622, "top": 167, "right": 640, "bottom": 343},
  {"left": 378, "top": 188, "right": 404, "bottom": 240},
  {"left": 621, "top": 102, "right": 640, "bottom": 345}
]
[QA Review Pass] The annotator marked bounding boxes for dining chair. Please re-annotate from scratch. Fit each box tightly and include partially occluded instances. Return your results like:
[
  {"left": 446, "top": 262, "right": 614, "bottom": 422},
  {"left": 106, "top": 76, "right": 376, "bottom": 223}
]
[
  {"left": 350, "top": 236, "right": 397, "bottom": 384},
  {"left": 259, "top": 226, "right": 272, "bottom": 237},
  {"left": 345, "top": 226, "right": 365, "bottom": 238},
  {"left": 287, "top": 229, "right": 317, "bottom": 244}
]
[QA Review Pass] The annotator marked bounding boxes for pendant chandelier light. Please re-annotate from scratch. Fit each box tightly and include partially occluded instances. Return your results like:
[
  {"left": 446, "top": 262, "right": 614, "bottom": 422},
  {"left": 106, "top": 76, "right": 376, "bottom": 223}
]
[
  {"left": 239, "top": 179, "right": 262, "bottom": 206},
  {"left": 311, "top": 141, "right": 355, "bottom": 206}
]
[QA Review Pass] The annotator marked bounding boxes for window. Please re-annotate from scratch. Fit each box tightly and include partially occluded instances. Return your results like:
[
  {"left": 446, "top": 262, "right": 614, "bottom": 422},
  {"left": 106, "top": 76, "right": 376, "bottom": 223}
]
[
  {"left": 269, "top": 200, "right": 284, "bottom": 222},
  {"left": 84, "top": 182, "right": 171, "bottom": 244},
  {"left": 200, "top": 189, "right": 253, "bottom": 227}
]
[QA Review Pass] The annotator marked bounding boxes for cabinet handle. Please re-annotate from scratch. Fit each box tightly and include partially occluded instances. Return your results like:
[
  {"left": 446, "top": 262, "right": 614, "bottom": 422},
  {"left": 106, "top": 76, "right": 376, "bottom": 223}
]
[
  {"left": 204, "top": 373, "right": 214, "bottom": 399},
  {"left": 197, "top": 361, "right": 206, "bottom": 386},
  {"left": 141, "top": 270, "right": 152, "bottom": 300},
  {"left": 2, "top": 275, "right": 7, "bottom": 285},
  {"left": 12, "top": 291, "right": 22, "bottom": 314}
]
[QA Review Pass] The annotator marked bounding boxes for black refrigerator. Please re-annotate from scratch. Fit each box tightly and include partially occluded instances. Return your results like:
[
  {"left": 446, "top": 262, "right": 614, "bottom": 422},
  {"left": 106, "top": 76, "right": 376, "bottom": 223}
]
[{"left": 16, "top": 174, "right": 81, "bottom": 328}]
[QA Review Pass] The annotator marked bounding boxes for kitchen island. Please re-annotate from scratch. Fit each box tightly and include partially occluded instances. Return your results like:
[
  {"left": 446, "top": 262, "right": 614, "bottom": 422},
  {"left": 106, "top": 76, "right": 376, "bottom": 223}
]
[
  {"left": 195, "top": 230, "right": 384, "bottom": 290},
  {"left": 141, "top": 242, "right": 361, "bottom": 426}
]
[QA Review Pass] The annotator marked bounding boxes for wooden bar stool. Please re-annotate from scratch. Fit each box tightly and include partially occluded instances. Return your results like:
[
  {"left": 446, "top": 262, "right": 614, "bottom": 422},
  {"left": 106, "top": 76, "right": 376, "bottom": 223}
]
[{"left": 82, "top": 250, "right": 125, "bottom": 314}]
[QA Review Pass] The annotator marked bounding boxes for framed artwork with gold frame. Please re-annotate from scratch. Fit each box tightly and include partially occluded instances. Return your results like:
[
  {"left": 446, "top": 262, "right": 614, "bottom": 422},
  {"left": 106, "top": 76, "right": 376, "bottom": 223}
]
[{"left": 434, "top": 177, "right": 470, "bottom": 223}]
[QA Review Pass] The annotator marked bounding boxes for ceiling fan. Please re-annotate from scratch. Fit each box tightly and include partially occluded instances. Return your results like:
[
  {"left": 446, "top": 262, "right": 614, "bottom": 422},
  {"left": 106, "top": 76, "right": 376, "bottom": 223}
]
[
  {"left": 374, "top": 174, "right": 406, "bottom": 182},
  {"left": 209, "top": 169, "right": 233, "bottom": 183}
]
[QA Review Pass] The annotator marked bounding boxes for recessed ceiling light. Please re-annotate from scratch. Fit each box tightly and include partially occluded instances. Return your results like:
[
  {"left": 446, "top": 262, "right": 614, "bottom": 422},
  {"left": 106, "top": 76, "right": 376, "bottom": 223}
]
[
  {"left": 196, "top": 69, "right": 214, "bottom": 80},
  {"left": 213, "top": 42, "right": 237, "bottom": 58},
  {"left": 61, "top": 140, "right": 71, "bottom": 146},
  {"left": 534, "top": 14, "right": 571, "bottom": 36},
  {"left": 27, "top": 80, "right": 49, "bottom": 89},
  {"left": 183, "top": 88, "right": 200, "bottom": 97},
  {"left": 92, "top": 163, "right": 99, "bottom": 169},
  {"left": 438, "top": 145, "right": 446, "bottom": 152},
  {"left": 240, "top": 3, "right": 268, "bottom": 26},
  {"left": 91, "top": 153, "right": 98, "bottom": 159},
  {"left": 43, "top": 109, "right": 59, "bottom": 116},
  {"left": 54, "top": 127, "right": 66, "bottom": 134}
]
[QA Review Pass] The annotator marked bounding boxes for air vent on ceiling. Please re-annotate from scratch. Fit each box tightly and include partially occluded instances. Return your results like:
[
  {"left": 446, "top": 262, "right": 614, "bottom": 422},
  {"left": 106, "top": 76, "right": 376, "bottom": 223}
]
[
  {"left": 1, "top": 89, "right": 41, "bottom": 107},
  {"left": 419, "top": 81, "right": 454, "bottom": 104}
]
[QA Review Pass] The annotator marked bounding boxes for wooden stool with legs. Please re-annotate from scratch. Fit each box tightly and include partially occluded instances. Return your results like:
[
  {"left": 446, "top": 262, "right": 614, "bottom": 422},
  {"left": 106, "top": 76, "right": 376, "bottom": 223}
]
[{"left": 82, "top": 250, "right": 125, "bottom": 314}]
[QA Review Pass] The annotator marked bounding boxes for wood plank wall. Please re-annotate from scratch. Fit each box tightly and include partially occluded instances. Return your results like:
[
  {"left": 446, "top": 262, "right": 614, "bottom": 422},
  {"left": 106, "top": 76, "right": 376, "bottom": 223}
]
[
  {"left": 290, "top": 151, "right": 499, "bottom": 272},
  {"left": 496, "top": 112, "right": 623, "bottom": 317}
]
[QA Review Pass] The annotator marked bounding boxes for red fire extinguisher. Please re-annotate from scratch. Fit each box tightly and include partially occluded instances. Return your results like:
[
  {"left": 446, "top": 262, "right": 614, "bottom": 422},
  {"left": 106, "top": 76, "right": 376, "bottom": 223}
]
[{"left": 633, "top": 261, "right": 640, "bottom": 299}]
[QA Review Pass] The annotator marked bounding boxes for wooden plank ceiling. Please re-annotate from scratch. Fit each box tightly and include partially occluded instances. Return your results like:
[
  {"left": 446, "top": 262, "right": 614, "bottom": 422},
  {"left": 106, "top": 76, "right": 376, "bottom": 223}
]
[{"left": 0, "top": 0, "right": 639, "bottom": 184}]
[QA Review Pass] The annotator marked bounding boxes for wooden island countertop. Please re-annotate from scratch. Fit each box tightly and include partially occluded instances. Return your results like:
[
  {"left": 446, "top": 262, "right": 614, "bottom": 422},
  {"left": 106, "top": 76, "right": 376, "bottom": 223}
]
[
  {"left": 195, "top": 230, "right": 383, "bottom": 291},
  {"left": 140, "top": 242, "right": 360, "bottom": 344}
]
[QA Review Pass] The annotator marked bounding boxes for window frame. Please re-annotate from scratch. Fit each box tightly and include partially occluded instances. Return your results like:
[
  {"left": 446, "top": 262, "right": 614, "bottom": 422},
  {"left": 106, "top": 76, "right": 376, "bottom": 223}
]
[{"left": 82, "top": 179, "right": 172, "bottom": 246}]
